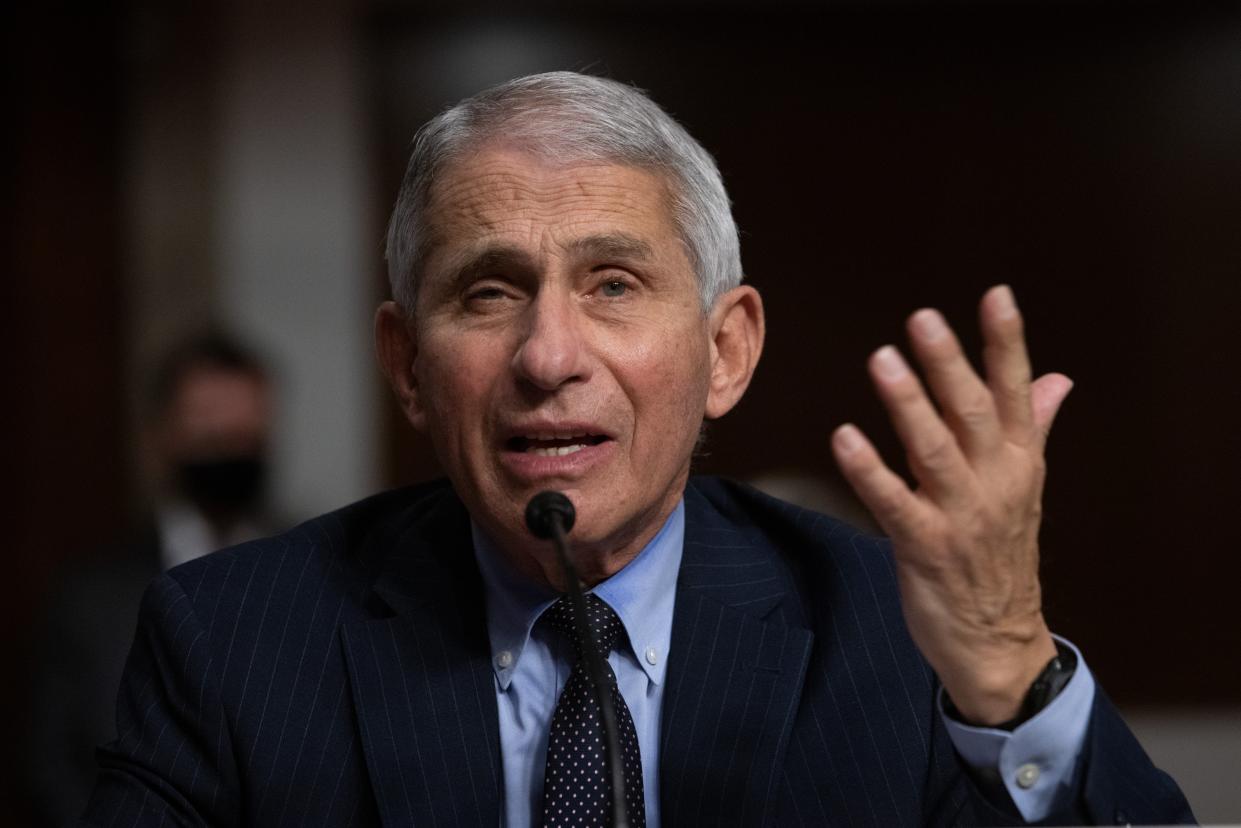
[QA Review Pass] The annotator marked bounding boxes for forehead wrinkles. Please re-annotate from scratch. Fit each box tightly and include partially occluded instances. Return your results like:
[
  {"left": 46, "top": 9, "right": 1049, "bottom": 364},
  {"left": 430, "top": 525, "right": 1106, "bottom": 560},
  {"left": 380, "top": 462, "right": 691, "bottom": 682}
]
[{"left": 426, "top": 159, "right": 676, "bottom": 253}]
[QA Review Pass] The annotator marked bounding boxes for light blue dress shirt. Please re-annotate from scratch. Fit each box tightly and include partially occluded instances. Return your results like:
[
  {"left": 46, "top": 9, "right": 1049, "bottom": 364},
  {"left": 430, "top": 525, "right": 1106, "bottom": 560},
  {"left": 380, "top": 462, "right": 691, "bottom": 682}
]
[
  {"left": 472, "top": 500, "right": 1093, "bottom": 826},
  {"left": 472, "top": 503, "right": 683, "bottom": 828},
  {"left": 943, "top": 636, "right": 1096, "bottom": 820}
]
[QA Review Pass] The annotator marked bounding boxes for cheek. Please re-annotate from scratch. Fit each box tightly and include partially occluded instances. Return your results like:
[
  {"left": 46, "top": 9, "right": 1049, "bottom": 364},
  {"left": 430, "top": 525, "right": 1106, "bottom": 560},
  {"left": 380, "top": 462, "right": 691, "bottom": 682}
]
[
  {"left": 626, "top": 329, "right": 712, "bottom": 430},
  {"left": 415, "top": 336, "right": 495, "bottom": 440}
]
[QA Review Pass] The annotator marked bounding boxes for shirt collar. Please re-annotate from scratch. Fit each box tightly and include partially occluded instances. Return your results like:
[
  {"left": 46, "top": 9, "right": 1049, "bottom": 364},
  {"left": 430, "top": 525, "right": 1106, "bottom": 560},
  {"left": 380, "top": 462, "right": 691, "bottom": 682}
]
[
  {"left": 156, "top": 500, "right": 267, "bottom": 571},
  {"left": 472, "top": 500, "right": 685, "bottom": 691}
]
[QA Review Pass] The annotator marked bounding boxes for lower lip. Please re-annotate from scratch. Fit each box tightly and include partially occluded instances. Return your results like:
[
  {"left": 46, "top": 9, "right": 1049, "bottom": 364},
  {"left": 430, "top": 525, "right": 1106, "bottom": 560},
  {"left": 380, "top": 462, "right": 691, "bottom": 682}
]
[{"left": 498, "top": 439, "right": 617, "bottom": 482}]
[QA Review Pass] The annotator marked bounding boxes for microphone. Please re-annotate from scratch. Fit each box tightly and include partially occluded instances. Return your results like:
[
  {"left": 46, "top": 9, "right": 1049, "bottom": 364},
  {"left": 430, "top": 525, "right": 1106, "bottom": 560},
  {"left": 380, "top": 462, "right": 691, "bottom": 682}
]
[
  {"left": 524, "top": 490, "right": 576, "bottom": 540},
  {"left": 525, "top": 491, "right": 629, "bottom": 828}
]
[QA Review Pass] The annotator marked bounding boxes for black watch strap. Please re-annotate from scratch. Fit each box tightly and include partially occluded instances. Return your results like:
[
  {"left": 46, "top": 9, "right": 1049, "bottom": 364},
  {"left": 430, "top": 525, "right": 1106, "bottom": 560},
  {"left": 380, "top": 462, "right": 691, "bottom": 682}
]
[{"left": 945, "top": 640, "right": 1077, "bottom": 732}]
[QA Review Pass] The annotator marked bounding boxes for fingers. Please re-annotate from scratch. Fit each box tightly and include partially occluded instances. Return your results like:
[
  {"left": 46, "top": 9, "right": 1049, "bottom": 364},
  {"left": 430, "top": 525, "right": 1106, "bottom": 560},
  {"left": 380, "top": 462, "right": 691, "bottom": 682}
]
[
  {"left": 906, "top": 308, "right": 1003, "bottom": 458},
  {"left": 979, "top": 285, "right": 1035, "bottom": 442},
  {"left": 905, "top": 285, "right": 1044, "bottom": 454},
  {"left": 868, "top": 345, "right": 974, "bottom": 500},
  {"left": 840, "top": 285, "right": 1060, "bottom": 521},
  {"left": 1030, "top": 373, "right": 1073, "bottom": 445},
  {"left": 831, "top": 423, "right": 926, "bottom": 541}
]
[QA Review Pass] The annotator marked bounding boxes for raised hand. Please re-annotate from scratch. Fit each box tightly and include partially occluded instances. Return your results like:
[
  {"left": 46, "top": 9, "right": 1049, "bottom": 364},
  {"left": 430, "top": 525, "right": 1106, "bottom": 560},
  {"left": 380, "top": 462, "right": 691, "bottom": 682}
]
[{"left": 830, "top": 285, "right": 1073, "bottom": 725}]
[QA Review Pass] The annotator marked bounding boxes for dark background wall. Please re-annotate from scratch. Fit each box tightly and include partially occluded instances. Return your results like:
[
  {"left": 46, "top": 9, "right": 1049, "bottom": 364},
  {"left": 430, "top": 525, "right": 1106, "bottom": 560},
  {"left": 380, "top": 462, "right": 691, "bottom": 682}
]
[
  {"left": 9, "top": 6, "right": 128, "bottom": 824},
  {"left": 8, "top": 1, "right": 1240, "bottom": 824}
]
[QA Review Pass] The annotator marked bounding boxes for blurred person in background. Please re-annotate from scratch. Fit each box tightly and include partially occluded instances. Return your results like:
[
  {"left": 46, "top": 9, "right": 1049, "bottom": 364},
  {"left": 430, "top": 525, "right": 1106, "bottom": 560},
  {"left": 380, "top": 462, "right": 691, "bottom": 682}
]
[{"left": 25, "top": 333, "right": 283, "bottom": 827}]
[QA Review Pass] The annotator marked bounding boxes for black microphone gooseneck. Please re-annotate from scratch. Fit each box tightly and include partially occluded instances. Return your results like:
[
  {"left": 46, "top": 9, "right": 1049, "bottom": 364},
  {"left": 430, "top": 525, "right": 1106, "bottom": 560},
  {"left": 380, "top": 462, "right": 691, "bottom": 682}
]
[{"left": 525, "top": 491, "right": 629, "bottom": 828}]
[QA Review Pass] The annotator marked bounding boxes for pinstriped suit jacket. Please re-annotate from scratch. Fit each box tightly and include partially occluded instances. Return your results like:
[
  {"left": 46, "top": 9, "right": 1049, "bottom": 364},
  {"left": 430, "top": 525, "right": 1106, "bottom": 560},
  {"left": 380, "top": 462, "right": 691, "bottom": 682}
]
[{"left": 83, "top": 477, "right": 1192, "bottom": 826}]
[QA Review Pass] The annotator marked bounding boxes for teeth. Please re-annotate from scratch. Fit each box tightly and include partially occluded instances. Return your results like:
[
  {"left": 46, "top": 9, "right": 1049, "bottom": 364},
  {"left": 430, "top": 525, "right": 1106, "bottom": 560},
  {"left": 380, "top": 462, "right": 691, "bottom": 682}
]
[
  {"left": 527, "top": 432, "right": 587, "bottom": 440},
  {"left": 528, "top": 443, "right": 586, "bottom": 457}
]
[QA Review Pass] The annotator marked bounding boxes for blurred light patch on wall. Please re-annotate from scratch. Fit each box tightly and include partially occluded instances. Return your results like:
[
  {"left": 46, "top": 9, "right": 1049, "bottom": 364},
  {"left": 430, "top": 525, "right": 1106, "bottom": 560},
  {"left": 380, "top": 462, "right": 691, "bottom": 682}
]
[{"left": 215, "top": 1, "right": 378, "bottom": 518}]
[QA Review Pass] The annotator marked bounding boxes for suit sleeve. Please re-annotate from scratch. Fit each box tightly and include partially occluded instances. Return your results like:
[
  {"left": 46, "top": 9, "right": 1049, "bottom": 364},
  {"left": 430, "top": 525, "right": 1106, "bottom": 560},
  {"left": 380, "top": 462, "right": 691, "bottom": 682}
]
[
  {"left": 80, "top": 573, "right": 241, "bottom": 827},
  {"left": 925, "top": 680, "right": 1196, "bottom": 826},
  {"left": 1073, "top": 688, "right": 1196, "bottom": 826}
]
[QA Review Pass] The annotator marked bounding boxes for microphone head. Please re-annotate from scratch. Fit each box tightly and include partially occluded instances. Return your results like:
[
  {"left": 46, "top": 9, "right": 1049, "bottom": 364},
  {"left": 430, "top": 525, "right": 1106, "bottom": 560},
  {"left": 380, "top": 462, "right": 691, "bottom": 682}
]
[{"left": 525, "top": 491, "right": 576, "bottom": 539}]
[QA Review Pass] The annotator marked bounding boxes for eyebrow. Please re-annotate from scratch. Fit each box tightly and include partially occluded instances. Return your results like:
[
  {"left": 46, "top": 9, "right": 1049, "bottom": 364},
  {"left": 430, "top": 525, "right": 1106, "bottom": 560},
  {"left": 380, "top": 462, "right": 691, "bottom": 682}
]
[
  {"left": 425, "top": 244, "right": 534, "bottom": 301},
  {"left": 447, "top": 245, "right": 535, "bottom": 282},
  {"left": 565, "top": 233, "right": 654, "bottom": 263}
]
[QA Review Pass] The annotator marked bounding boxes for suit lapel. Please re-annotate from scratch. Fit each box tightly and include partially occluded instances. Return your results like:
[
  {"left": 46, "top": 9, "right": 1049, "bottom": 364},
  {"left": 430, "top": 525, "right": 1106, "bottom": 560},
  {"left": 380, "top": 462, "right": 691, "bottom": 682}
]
[
  {"left": 341, "top": 489, "right": 502, "bottom": 827},
  {"left": 337, "top": 480, "right": 814, "bottom": 826},
  {"left": 660, "top": 482, "right": 814, "bottom": 827}
]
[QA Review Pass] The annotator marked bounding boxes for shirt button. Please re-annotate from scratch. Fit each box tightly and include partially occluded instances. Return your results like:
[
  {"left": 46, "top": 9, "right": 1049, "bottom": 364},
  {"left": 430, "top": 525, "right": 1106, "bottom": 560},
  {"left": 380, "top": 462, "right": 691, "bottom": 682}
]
[
  {"left": 1015, "top": 763, "right": 1040, "bottom": 789},
  {"left": 495, "top": 650, "right": 513, "bottom": 669},
  {"left": 645, "top": 647, "right": 658, "bottom": 666}
]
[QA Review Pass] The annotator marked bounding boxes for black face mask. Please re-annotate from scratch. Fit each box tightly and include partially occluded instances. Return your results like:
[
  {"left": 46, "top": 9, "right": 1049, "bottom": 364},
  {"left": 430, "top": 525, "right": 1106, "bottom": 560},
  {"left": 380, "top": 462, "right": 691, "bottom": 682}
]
[{"left": 175, "top": 455, "right": 267, "bottom": 517}]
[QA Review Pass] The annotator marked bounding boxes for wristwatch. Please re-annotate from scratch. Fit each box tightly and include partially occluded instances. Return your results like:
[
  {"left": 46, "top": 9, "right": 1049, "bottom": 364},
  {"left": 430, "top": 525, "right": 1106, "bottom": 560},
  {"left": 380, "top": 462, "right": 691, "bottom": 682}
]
[{"left": 945, "top": 640, "right": 1077, "bottom": 731}]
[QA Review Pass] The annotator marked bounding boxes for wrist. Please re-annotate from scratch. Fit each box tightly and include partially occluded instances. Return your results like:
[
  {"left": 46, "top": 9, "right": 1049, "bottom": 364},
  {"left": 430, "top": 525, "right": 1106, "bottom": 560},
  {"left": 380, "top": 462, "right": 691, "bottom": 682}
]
[
  {"left": 941, "top": 626, "right": 1057, "bottom": 725},
  {"left": 945, "top": 636, "right": 1074, "bottom": 729}
]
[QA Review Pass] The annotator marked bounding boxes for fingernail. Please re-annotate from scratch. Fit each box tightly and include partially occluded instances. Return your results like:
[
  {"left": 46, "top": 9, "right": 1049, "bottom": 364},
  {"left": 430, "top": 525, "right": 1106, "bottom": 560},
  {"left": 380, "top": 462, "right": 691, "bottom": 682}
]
[
  {"left": 991, "top": 285, "right": 1018, "bottom": 319},
  {"left": 911, "top": 309, "right": 948, "bottom": 343},
  {"left": 834, "top": 424, "right": 863, "bottom": 454},
  {"left": 873, "top": 345, "right": 908, "bottom": 380}
]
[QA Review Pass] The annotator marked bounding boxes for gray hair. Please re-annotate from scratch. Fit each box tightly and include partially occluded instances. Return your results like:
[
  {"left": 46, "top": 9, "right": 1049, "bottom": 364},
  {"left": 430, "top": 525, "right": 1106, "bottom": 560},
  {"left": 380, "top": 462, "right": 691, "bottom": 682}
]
[{"left": 384, "top": 71, "right": 742, "bottom": 313}]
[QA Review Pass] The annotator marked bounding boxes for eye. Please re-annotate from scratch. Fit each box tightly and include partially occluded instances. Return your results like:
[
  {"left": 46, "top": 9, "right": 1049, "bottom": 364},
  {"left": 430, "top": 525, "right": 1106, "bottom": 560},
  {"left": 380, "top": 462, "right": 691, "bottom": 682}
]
[
  {"left": 468, "top": 286, "right": 507, "bottom": 302},
  {"left": 464, "top": 279, "right": 520, "bottom": 307},
  {"left": 599, "top": 279, "right": 628, "bottom": 298}
]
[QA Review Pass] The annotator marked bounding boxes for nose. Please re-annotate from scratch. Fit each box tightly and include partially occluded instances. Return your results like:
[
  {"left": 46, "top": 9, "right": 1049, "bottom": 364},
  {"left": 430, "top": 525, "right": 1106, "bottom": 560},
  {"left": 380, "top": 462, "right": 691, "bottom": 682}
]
[{"left": 512, "top": 289, "right": 592, "bottom": 391}]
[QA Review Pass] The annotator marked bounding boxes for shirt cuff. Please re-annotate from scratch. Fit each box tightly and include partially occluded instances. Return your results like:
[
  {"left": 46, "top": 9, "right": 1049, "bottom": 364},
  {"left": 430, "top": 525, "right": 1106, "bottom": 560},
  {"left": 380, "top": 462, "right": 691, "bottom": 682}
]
[{"left": 939, "top": 636, "right": 1096, "bottom": 822}]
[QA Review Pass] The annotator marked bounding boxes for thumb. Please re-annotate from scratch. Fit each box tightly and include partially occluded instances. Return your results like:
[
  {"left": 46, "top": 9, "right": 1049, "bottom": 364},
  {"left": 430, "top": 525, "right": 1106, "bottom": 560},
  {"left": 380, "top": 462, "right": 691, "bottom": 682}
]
[{"left": 1031, "top": 372, "right": 1074, "bottom": 444}]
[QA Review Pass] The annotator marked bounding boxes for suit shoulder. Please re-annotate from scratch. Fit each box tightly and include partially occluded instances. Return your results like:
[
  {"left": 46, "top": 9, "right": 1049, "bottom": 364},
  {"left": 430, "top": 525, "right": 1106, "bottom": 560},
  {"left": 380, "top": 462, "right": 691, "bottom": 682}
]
[
  {"left": 688, "top": 474, "right": 887, "bottom": 557},
  {"left": 685, "top": 474, "right": 904, "bottom": 609}
]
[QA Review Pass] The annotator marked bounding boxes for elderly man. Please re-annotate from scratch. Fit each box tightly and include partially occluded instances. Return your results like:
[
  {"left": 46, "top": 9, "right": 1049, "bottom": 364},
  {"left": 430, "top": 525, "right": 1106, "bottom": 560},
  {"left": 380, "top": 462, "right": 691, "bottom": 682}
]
[{"left": 84, "top": 72, "right": 1191, "bottom": 826}]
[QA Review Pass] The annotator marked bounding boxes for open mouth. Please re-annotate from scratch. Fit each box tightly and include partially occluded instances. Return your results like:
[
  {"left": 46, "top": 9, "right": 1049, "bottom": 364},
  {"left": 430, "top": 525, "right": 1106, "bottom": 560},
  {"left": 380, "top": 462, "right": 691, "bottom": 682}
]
[{"left": 505, "top": 433, "right": 611, "bottom": 457}]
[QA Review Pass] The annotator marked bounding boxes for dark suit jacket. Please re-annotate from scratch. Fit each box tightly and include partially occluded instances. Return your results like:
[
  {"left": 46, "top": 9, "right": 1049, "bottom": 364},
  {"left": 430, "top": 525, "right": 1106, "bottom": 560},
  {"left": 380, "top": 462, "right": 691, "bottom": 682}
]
[
  {"left": 83, "top": 478, "right": 1192, "bottom": 826},
  {"left": 29, "top": 525, "right": 162, "bottom": 827}
]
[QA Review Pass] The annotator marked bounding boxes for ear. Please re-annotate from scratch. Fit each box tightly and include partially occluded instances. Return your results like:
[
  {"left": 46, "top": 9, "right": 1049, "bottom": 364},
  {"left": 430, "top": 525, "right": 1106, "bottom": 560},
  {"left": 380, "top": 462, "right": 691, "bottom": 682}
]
[
  {"left": 374, "top": 300, "right": 427, "bottom": 431},
  {"left": 704, "top": 285, "right": 765, "bottom": 419}
]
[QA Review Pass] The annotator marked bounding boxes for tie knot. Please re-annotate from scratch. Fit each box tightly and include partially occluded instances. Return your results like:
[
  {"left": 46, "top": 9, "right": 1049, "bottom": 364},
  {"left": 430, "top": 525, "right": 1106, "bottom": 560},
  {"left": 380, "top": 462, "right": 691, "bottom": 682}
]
[{"left": 543, "top": 594, "right": 624, "bottom": 659}]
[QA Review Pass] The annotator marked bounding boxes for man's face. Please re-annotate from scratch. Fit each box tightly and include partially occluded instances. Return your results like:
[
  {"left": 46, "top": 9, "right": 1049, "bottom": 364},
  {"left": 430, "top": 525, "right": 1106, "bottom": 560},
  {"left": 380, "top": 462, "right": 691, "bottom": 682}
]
[
  {"left": 163, "top": 367, "right": 271, "bottom": 463},
  {"left": 408, "top": 146, "right": 714, "bottom": 568},
  {"left": 155, "top": 366, "right": 272, "bottom": 518}
]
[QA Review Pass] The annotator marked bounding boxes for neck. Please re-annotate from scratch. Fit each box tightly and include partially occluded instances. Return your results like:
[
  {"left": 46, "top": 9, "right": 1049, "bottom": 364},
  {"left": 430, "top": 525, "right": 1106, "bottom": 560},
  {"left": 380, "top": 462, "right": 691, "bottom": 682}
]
[
  {"left": 530, "top": 545, "right": 639, "bottom": 593},
  {"left": 488, "top": 497, "right": 681, "bottom": 593},
  {"left": 509, "top": 528, "right": 653, "bottom": 593}
]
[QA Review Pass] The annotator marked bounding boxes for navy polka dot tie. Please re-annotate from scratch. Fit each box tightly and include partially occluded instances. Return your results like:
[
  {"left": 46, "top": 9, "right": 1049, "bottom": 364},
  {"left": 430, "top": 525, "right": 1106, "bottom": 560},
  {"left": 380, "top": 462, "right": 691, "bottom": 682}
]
[{"left": 541, "top": 594, "right": 645, "bottom": 827}]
